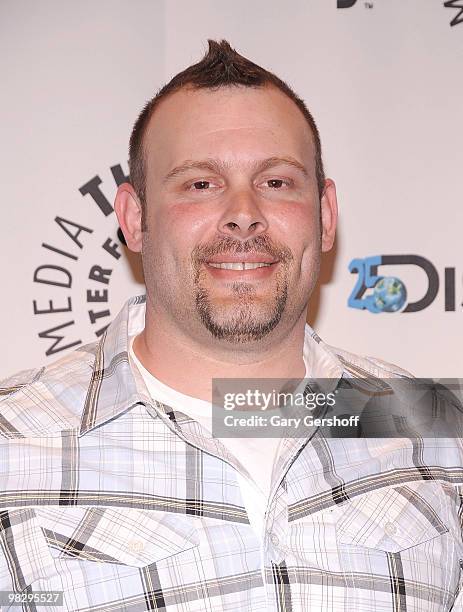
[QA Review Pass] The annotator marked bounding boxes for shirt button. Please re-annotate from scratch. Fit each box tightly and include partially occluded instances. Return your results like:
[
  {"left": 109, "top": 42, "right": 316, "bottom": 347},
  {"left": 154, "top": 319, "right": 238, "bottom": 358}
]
[
  {"left": 128, "top": 540, "right": 145, "bottom": 553},
  {"left": 270, "top": 533, "right": 280, "bottom": 547},
  {"left": 384, "top": 522, "right": 397, "bottom": 536}
]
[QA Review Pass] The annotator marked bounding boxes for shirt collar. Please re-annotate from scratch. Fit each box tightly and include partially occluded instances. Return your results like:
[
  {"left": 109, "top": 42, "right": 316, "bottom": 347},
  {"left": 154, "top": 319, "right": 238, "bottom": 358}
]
[
  {"left": 78, "top": 295, "right": 149, "bottom": 436},
  {"left": 78, "top": 294, "right": 345, "bottom": 436}
]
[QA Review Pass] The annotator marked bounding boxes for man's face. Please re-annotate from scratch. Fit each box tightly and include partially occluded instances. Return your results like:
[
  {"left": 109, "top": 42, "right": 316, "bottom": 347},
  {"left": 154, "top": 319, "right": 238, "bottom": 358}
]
[{"left": 140, "top": 84, "right": 336, "bottom": 344}]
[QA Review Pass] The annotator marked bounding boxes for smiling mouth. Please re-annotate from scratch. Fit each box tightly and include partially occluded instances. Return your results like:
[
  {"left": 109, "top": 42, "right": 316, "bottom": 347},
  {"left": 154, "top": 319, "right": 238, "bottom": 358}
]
[{"left": 207, "top": 262, "right": 275, "bottom": 270}]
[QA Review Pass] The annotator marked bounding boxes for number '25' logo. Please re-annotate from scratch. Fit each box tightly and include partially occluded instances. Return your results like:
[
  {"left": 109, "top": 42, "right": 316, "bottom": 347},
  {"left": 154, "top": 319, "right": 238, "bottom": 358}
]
[{"left": 347, "top": 255, "right": 456, "bottom": 313}]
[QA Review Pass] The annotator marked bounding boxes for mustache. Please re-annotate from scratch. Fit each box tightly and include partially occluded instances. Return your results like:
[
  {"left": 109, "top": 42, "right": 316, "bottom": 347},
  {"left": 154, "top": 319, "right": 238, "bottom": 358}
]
[{"left": 191, "top": 235, "right": 293, "bottom": 265}]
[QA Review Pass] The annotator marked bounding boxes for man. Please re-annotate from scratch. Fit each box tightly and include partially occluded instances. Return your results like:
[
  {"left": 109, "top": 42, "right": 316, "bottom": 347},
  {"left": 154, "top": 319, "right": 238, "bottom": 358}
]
[{"left": 1, "top": 40, "right": 462, "bottom": 612}]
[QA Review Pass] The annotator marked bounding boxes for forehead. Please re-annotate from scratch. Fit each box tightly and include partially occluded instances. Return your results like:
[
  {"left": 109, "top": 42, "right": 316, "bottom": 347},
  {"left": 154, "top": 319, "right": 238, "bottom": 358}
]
[{"left": 144, "top": 84, "right": 316, "bottom": 176}]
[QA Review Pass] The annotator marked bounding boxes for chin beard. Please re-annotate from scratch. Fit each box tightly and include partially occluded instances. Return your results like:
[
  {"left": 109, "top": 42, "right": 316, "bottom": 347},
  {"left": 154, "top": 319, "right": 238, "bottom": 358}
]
[
  {"left": 194, "top": 279, "right": 289, "bottom": 343},
  {"left": 190, "top": 233, "right": 296, "bottom": 343}
]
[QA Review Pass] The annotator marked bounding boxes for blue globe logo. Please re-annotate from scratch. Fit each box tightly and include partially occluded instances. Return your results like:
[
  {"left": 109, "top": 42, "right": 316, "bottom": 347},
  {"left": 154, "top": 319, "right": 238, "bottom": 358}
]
[{"left": 373, "top": 276, "right": 407, "bottom": 312}]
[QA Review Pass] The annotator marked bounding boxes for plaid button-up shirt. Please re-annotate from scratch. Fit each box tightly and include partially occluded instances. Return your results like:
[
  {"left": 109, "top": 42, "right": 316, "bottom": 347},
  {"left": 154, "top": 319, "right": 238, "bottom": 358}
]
[{"left": 1, "top": 295, "right": 463, "bottom": 611}]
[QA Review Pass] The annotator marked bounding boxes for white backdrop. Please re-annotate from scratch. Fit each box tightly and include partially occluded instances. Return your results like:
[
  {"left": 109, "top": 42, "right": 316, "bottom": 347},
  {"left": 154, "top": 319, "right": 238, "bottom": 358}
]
[{"left": 1, "top": 0, "right": 462, "bottom": 379}]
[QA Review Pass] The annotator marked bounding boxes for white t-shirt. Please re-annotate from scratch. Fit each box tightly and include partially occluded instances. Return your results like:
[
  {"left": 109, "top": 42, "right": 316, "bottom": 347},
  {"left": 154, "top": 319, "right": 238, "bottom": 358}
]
[{"left": 129, "top": 336, "right": 309, "bottom": 537}]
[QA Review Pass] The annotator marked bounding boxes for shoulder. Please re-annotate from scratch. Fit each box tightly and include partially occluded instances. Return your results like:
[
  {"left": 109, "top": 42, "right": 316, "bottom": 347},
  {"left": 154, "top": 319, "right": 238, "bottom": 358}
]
[
  {"left": 305, "top": 324, "right": 414, "bottom": 381},
  {"left": 322, "top": 342, "right": 415, "bottom": 379},
  {"left": 0, "top": 342, "right": 98, "bottom": 437}
]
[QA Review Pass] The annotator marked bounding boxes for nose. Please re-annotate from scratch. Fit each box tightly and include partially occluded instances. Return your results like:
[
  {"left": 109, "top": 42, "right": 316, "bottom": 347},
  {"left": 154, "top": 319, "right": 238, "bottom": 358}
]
[{"left": 217, "top": 188, "right": 269, "bottom": 240}]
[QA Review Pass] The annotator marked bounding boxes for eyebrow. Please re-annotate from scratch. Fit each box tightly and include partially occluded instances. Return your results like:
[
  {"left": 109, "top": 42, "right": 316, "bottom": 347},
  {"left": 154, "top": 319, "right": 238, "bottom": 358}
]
[{"left": 162, "top": 156, "right": 309, "bottom": 183}]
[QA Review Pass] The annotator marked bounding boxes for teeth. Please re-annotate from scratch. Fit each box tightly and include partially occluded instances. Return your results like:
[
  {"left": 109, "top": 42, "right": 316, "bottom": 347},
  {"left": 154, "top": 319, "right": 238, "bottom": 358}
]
[{"left": 208, "top": 262, "right": 272, "bottom": 270}]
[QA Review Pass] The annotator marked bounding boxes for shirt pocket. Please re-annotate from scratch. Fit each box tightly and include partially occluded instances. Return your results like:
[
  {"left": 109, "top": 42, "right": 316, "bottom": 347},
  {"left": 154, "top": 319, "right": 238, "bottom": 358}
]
[
  {"left": 36, "top": 506, "right": 200, "bottom": 567},
  {"left": 330, "top": 481, "right": 463, "bottom": 609},
  {"left": 332, "top": 481, "right": 449, "bottom": 552},
  {"left": 0, "top": 508, "right": 57, "bottom": 592}
]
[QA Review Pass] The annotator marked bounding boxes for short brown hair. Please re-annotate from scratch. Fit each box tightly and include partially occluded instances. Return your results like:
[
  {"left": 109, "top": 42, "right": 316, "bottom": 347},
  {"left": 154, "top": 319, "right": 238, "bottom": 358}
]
[{"left": 129, "top": 39, "right": 325, "bottom": 223}]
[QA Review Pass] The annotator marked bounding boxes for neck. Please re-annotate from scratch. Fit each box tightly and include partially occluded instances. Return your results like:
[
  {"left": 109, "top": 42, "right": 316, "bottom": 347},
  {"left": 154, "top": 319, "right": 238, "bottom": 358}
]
[{"left": 132, "top": 300, "right": 308, "bottom": 402}]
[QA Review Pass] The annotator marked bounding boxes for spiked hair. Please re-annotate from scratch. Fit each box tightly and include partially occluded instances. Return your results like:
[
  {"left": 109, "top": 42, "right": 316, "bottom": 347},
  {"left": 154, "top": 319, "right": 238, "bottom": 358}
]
[{"left": 129, "top": 39, "right": 325, "bottom": 222}]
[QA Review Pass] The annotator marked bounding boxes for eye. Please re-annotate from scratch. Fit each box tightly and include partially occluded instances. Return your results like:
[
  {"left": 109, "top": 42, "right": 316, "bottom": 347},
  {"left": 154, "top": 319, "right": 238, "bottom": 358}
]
[
  {"left": 190, "top": 180, "right": 211, "bottom": 190},
  {"left": 264, "top": 178, "right": 292, "bottom": 189}
]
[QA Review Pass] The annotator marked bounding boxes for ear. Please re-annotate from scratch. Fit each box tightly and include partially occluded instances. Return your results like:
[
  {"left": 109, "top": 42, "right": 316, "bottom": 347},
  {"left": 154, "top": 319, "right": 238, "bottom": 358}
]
[
  {"left": 114, "top": 183, "right": 143, "bottom": 253},
  {"left": 320, "top": 178, "right": 338, "bottom": 252}
]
